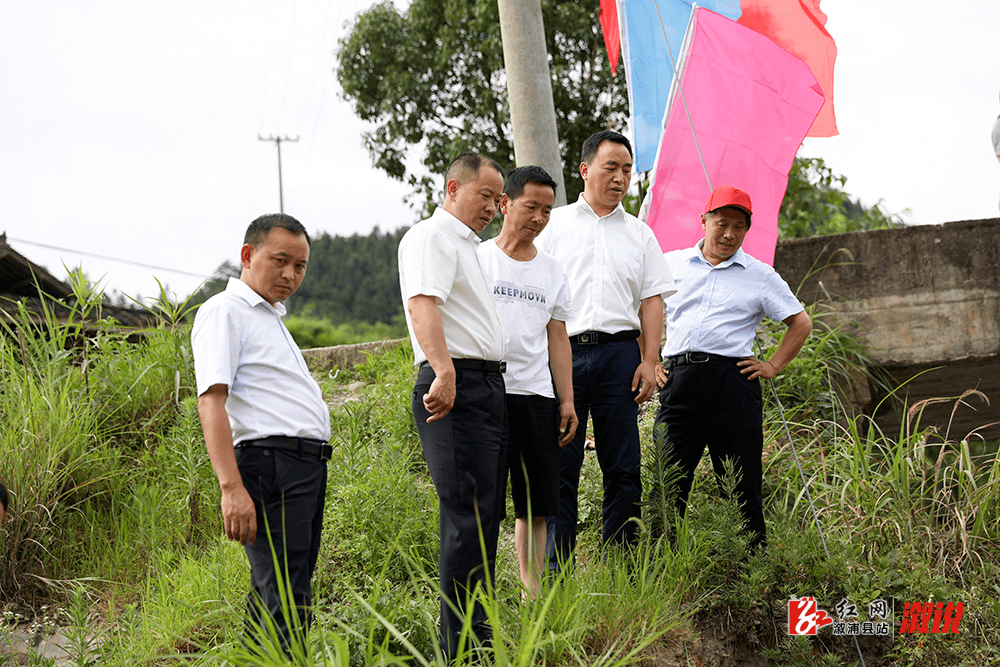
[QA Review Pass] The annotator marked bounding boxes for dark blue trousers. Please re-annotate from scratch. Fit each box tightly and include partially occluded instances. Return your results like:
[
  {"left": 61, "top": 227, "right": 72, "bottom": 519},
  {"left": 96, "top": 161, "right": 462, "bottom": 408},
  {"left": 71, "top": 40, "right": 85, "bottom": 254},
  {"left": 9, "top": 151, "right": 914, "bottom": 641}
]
[
  {"left": 412, "top": 365, "right": 507, "bottom": 660},
  {"left": 237, "top": 447, "right": 328, "bottom": 653},
  {"left": 548, "top": 339, "right": 642, "bottom": 571},
  {"left": 653, "top": 357, "right": 766, "bottom": 549}
]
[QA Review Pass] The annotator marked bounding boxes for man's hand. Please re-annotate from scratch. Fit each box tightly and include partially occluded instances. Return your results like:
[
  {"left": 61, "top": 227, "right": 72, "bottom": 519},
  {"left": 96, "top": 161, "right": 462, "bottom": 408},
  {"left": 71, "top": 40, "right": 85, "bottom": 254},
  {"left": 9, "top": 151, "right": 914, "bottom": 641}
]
[
  {"left": 557, "top": 401, "right": 579, "bottom": 446},
  {"left": 737, "top": 357, "right": 778, "bottom": 381},
  {"left": 198, "top": 384, "right": 261, "bottom": 546},
  {"left": 221, "top": 484, "right": 258, "bottom": 545},
  {"left": 422, "top": 371, "right": 456, "bottom": 422},
  {"left": 408, "top": 295, "right": 458, "bottom": 422},
  {"left": 739, "top": 311, "right": 813, "bottom": 382},
  {"left": 655, "top": 362, "right": 669, "bottom": 389},
  {"left": 631, "top": 359, "right": 658, "bottom": 403}
]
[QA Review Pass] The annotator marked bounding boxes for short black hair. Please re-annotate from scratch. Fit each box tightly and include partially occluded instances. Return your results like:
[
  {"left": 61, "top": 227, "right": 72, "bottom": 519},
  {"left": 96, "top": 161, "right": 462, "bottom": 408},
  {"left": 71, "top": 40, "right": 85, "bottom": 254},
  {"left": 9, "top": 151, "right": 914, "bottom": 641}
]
[
  {"left": 445, "top": 153, "right": 504, "bottom": 189},
  {"left": 581, "top": 130, "right": 633, "bottom": 164},
  {"left": 503, "top": 165, "right": 557, "bottom": 202},
  {"left": 244, "top": 213, "right": 310, "bottom": 248},
  {"left": 0, "top": 480, "right": 9, "bottom": 513}
]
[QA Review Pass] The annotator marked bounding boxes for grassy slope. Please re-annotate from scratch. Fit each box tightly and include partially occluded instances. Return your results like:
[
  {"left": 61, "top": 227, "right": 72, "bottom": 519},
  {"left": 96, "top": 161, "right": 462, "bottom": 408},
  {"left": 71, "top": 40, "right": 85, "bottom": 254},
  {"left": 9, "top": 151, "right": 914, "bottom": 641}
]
[{"left": 2, "top": 294, "right": 1000, "bottom": 666}]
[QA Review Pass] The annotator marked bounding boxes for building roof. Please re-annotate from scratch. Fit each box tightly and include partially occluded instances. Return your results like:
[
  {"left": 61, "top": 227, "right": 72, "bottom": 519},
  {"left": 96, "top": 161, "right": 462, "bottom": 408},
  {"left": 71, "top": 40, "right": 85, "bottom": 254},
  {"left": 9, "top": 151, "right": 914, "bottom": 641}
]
[
  {"left": 0, "top": 233, "right": 156, "bottom": 332},
  {"left": 0, "top": 233, "right": 72, "bottom": 299}
]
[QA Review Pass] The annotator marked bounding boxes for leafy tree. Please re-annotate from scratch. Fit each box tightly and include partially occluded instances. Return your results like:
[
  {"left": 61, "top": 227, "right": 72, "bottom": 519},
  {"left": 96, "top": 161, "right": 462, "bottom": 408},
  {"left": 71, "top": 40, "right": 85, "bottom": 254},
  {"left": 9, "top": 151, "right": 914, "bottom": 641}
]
[
  {"left": 186, "top": 260, "right": 241, "bottom": 308},
  {"left": 779, "top": 157, "right": 906, "bottom": 239},
  {"left": 285, "top": 226, "right": 408, "bottom": 325},
  {"left": 336, "top": 0, "right": 627, "bottom": 215}
]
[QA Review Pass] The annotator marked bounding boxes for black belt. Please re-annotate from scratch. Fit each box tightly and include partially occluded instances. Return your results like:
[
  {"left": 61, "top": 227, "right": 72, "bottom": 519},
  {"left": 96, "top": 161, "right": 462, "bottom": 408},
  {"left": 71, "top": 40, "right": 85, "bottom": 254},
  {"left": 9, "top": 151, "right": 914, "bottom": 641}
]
[
  {"left": 570, "top": 330, "right": 641, "bottom": 346},
  {"left": 237, "top": 436, "right": 332, "bottom": 461},
  {"left": 419, "top": 359, "right": 506, "bottom": 373},
  {"left": 667, "top": 351, "right": 739, "bottom": 367}
]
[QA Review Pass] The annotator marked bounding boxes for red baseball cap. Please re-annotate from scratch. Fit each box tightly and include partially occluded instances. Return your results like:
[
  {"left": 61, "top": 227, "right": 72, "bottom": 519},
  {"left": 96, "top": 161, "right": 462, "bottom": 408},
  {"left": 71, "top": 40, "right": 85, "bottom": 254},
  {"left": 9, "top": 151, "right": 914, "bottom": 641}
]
[{"left": 704, "top": 185, "right": 752, "bottom": 219}]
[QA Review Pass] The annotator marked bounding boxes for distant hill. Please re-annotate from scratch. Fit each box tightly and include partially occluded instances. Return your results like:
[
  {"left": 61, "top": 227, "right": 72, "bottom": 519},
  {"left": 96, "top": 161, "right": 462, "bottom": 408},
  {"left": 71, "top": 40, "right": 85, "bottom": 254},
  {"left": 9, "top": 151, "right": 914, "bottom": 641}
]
[{"left": 188, "top": 226, "right": 408, "bottom": 326}]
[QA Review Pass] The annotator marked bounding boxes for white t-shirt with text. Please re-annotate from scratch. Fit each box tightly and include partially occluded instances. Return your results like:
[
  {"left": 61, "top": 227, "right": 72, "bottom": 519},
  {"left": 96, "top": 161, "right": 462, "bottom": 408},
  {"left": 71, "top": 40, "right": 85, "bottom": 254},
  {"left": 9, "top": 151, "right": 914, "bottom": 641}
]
[{"left": 478, "top": 240, "right": 573, "bottom": 398}]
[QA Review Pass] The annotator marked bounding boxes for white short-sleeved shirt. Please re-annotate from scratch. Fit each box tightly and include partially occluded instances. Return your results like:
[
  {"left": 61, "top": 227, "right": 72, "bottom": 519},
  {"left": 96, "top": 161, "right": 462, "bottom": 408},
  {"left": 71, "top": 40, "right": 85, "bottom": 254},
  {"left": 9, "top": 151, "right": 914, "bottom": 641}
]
[
  {"left": 477, "top": 240, "right": 574, "bottom": 397},
  {"left": 397, "top": 207, "right": 506, "bottom": 365},
  {"left": 536, "top": 195, "right": 675, "bottom": 336},
  {"left": 191, "top": 278, "right": 331, "bottom": 446},
  {"left": 662, "top": 243, "right": 804, "bottom": 358}
]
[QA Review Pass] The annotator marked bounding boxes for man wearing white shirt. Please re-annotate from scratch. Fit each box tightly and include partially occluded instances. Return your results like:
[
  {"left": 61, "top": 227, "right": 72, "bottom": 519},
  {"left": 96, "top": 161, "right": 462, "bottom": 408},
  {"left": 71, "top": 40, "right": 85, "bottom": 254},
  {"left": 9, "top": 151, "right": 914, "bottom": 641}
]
[
  {"left": 192, "top": 214, "right": 331, "bottom": 653},
  {"left": 478, "top": 165, "right": 578, "bottom": 599},
  {"left": 397, "top": 152, "right": 508, "bottom": 659},
  {"left": 536, "top": 131, "right": 675, "bottom": 570},
  {"left": 654, "top": 186, "right": 812, "bottom": 551}
]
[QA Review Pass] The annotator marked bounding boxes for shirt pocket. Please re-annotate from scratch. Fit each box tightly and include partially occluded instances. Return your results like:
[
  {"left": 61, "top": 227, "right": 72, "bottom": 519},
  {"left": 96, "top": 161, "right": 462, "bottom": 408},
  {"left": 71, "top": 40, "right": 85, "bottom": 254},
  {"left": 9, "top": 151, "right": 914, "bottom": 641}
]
[{"left": 611, "top": 243, "right": 643, "bottom": 296}]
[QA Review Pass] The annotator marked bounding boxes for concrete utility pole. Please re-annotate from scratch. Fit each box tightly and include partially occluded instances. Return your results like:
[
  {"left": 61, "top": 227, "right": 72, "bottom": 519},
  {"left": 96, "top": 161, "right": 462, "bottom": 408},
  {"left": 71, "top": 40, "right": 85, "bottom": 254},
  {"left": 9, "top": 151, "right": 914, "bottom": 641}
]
[
  {"left": 497, "top": 0, "right": 566, "bottom": 206},
  {"left": 258, "top": 134, "right": 299, "bottom": 213}
]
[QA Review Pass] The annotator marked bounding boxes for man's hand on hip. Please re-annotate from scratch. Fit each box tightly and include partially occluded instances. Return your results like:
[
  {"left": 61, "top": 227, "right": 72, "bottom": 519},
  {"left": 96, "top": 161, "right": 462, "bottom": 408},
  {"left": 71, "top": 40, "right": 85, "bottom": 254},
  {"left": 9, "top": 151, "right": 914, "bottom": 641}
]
[{"left": 738, "top": 357, "right": 778, "bottom": 381}]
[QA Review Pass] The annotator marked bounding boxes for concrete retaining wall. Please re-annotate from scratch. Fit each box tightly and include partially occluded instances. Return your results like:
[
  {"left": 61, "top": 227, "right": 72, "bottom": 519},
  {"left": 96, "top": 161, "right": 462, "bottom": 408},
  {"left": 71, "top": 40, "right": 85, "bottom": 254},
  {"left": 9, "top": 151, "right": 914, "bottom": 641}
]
[
  {"left": 301, "top": 338, "right": 405, "bottom": 372},
  {"left": 774, "top": 217, "right": 1000, "bottom": 440}
]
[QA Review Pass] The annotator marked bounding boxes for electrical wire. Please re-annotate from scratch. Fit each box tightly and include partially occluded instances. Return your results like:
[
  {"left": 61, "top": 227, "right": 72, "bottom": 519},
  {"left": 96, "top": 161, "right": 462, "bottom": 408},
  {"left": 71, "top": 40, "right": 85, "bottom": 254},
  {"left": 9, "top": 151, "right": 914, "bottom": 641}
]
[
  {"left": 274, "top": 0, "right": 300, "bottom": 132},
  {"left": 260, "top": 0, "right": 273, "bottom": 131},
  {"left": 5, "top": 237, "right": 212, "bottom": 279}
]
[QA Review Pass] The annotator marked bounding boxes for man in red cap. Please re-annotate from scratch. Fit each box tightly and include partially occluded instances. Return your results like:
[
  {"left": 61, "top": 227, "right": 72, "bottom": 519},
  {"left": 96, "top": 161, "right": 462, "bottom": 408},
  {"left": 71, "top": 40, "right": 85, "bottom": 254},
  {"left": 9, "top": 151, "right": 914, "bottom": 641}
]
[{"left": 652, "top": 185, "right": 812, "bottom": 551}]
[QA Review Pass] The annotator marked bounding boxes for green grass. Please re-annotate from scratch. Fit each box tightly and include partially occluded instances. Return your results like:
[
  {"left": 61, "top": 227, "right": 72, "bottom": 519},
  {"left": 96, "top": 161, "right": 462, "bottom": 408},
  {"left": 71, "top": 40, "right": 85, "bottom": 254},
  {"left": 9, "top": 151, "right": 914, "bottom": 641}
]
[{"left": 2, "top": 291, "right": 1000, "bottom": 666}]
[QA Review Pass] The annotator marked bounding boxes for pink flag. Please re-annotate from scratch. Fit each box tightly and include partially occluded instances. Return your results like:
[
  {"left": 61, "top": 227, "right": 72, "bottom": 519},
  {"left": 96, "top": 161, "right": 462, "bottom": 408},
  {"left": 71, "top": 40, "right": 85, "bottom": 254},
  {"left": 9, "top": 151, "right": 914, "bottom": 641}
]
[
  {"left": 646, "top": 8, "right": 824, "bottom": 266},
  {"left": 599, "top": 0, "right": 621, "bottom": 76},
  {"left": 738, "top": 0, "right": 838, "bottom": 137}
]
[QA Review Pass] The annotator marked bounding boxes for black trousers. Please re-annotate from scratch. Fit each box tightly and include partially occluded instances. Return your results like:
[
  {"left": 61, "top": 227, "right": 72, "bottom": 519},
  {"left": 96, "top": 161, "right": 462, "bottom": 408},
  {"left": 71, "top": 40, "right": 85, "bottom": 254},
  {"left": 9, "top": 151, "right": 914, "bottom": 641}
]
[
  {"left": 653, "top": 356, "right": 766, "bottom": 549},
  {"left": 236, "top": 446, "right": 328, "bottom": 653},
  {"left": 412, "top": 364, "right": 507, "bottom": 660},
  {"left": 548, "top": 339, "right": 643, "bottom": 571}
]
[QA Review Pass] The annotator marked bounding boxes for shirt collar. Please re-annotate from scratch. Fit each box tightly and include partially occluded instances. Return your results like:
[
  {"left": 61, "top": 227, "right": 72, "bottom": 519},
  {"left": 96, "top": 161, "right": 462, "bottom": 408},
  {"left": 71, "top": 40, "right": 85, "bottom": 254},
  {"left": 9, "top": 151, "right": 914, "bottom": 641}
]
[
  {"left": 432, "top": 207, "right": 482, "bottom": 245},
  {"left": 225, "top": 277, "right": 287, "bottom": 316},
  {"left": 688, "top": 240, "right": 748, "bottom": 269},
  {"left": 575, "top": 194, "right": 625, "bottom": 221}
]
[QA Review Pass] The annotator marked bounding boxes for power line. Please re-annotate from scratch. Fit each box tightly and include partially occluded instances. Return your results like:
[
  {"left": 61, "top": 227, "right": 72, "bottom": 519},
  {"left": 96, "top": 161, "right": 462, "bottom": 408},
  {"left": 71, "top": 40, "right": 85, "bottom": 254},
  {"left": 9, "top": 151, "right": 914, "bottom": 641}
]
[
  {"left": 275, "top": 0, "right": 300, "bottom": 131},
  {"left": 258, "top": 134, "right": 300, "bottom": 212},
  {"left": 260, "top": 0, "right": 273, "bottom": 130},
  {"left": 5, "top": 236, "right": 213, "bottom": 279}
]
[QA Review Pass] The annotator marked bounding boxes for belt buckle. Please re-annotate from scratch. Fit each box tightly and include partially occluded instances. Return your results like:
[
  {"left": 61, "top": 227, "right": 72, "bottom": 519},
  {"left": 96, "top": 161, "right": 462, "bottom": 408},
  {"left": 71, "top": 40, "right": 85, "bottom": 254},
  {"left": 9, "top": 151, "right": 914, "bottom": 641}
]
[
  {"left": 578, "top": 332, "right": 598, "bottom": 345},
  {"left": 687, "top": 351, "right": 710, "bottom": 363}
]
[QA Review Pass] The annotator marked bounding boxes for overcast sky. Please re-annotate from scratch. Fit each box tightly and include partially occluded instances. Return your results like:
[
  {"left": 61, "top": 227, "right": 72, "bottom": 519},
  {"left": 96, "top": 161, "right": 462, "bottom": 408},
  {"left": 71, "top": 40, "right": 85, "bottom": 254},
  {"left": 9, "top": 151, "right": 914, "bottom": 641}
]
[{"left": 2, "top": 0, "right": 998, "bottom": 302}]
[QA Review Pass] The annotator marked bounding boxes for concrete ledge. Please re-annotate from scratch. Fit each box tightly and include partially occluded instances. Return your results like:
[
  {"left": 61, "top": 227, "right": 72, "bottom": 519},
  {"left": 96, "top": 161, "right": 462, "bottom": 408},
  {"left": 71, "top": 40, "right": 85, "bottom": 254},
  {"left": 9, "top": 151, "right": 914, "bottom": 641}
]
[
  {"left": 774, "top": 218, "right": 1000, "bottom": 439},
  {"left": 775, "top": 217, "right": 1000, "bottom": 366},
  {"left": 301, "top": 338, "right": 406, "bottom": 372}
]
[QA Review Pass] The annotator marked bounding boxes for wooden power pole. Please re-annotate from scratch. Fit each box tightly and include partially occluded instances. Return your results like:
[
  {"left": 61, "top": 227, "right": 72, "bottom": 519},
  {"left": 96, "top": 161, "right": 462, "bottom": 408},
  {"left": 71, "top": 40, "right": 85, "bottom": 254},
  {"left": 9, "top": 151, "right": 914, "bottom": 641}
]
[
  {"left": 497, "top": 0, "right": 566, "bottom": 206},
  {"left": 258, "top": 134, "right": 299, "bottom": 213}
]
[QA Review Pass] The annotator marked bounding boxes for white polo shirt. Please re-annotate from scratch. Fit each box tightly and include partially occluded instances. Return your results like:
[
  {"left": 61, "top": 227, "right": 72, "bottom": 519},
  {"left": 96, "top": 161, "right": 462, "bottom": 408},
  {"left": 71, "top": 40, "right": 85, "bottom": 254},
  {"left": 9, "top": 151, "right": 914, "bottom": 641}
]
[
  {"left": 662, "top": 243, "right": 804, "bottom": 358},
  {"left": 478, "top": 239, "right": 574, "bottom": 398},
  {"left": 191, "top": 278, "right": 331, "bottom": 446},
  {"left": 536, "top": 196, "right": 675, "bottom": 337},
  {"left": 398, "top": 207, "right": 507, "bottom": 366}
]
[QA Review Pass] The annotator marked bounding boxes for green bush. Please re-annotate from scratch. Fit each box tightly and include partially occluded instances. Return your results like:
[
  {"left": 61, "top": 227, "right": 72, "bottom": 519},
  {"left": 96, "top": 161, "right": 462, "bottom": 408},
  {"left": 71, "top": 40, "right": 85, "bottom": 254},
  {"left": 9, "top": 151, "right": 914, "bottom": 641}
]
[{"left": 283, "top": 314, "right": 407, "bottom": 349}]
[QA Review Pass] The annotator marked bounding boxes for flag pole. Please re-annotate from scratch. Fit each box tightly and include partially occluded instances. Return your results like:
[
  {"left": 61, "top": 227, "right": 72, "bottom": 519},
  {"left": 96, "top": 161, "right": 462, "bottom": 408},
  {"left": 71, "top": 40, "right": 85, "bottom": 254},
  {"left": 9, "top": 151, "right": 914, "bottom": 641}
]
[{"left": 650, "top": 2, "right": 712, "bottom": 192}]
